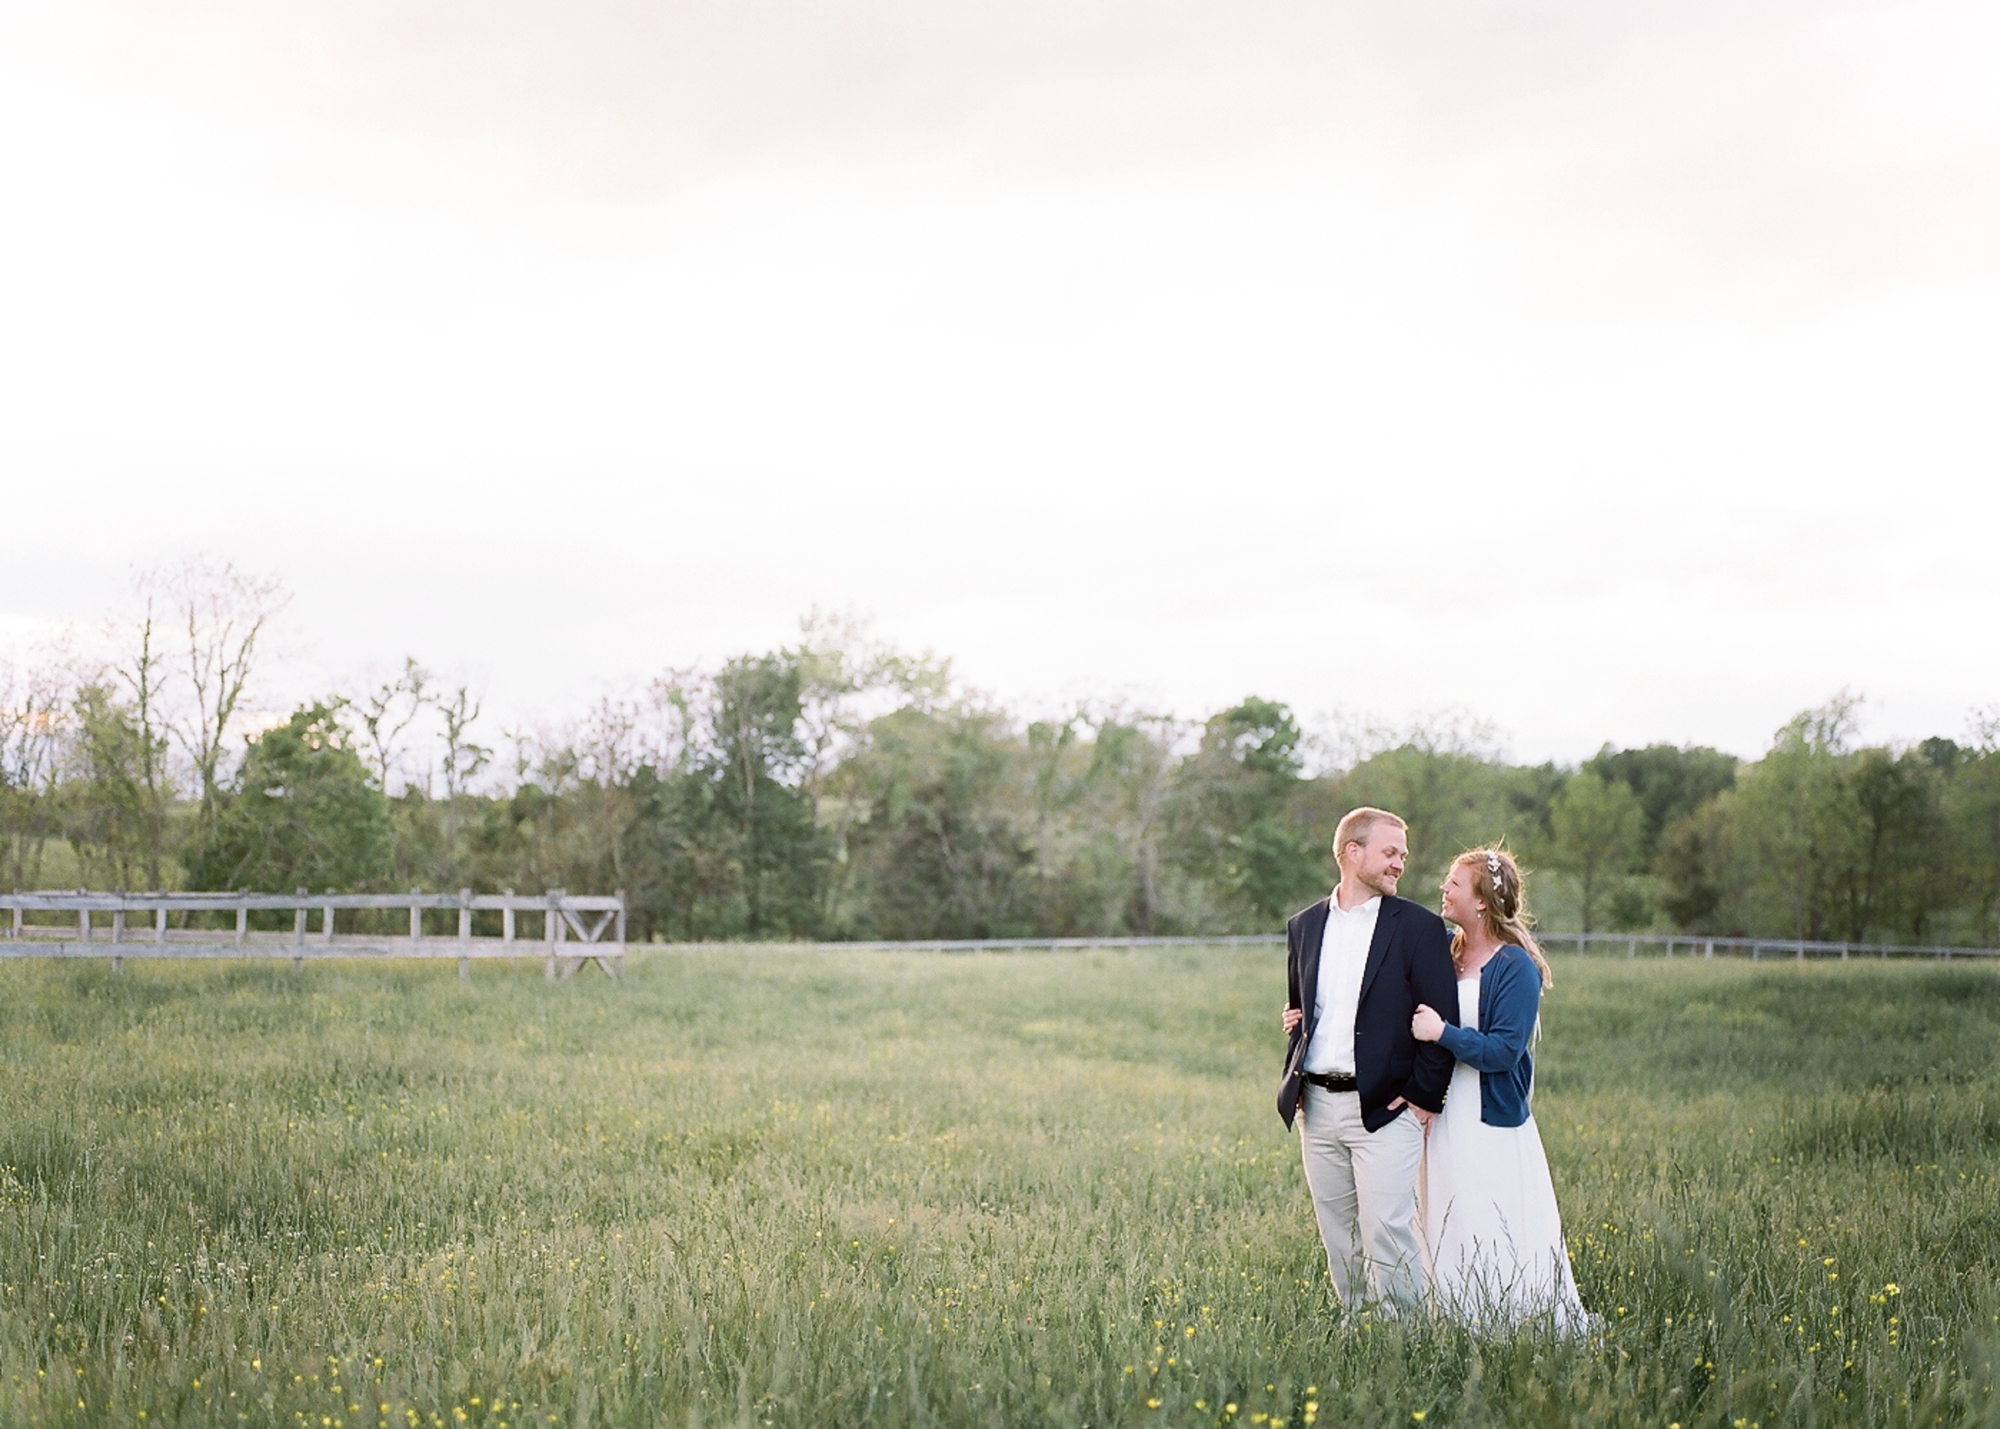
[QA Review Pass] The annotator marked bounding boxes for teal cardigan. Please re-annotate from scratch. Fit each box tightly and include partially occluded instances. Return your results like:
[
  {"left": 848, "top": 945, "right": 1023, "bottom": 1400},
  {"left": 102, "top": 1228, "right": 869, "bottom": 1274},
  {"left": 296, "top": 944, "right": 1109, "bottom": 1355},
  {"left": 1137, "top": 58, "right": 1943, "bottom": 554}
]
[{"left": 1436, "top": 944, "right": 1541, "bottom": 1128}]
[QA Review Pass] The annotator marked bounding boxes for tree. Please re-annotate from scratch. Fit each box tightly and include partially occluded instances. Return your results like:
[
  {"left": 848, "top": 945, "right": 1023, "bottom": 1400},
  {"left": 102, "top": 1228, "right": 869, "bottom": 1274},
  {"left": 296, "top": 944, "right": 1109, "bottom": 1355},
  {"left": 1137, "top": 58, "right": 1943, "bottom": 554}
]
[
  {"left": 153, "top": 559, "right": 288, "bottom": 869},
  {"left": 357, "top": 657, "right": 433, "bottom": 794},
  {"left": 1334, "top": 715, "right": 1511, "bottom": 889},
  {"left": 189, "top": 704, "right": 392, "bottom": 892},
  {"left": 1232, "top": 815, "right": 1326, "bottom": 924},
  {"left": 839, "top": 704, "right": 1029, "bottom": 940},
  {"left": 110, "top": 594, "right": 174, "bottom": 887},
  {"left": 0, "top": 659, "right": 69, "bottom": 891},
  {"left": 1840, "top": 746, "right": 1945, "bottom": 942},
  {"left": 1584, "top": 744, "right": 1739, "bottom": 860},
  {"left": 1729, "top": 696, "right": 1865, "bottom": 942},
  {"left": 709, "top": 653, "right": 826, "bottom": 938},
  {"left": 438, "top": 685, "right": 492, "bottom": 800},
  {"left": 1951, "top": 712, "right": 2000, "bottom": 943},
  {"left": 1547, "top": 770, "right": 1643, "bottom": 933},
  {"left": 63, "top": 683, "right": 162, "bottom": 889},
  {"left": 1658, "top": 795, "right": 1736, "bottom": 932},
  {"left": 1080, "top": 713, "right": 1187, "bottom": 933},
  {"left": 1167, "top": 697, "right": 1324, "bottom": 923}
]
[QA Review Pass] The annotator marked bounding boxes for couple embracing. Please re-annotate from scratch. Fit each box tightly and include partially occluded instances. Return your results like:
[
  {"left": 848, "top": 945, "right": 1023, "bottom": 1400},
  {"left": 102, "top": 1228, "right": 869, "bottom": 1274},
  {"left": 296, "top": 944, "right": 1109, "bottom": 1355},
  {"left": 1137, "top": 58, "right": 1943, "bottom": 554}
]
[{"left": 1278, "top": 806, "right": 1587, "bottom": 1327}]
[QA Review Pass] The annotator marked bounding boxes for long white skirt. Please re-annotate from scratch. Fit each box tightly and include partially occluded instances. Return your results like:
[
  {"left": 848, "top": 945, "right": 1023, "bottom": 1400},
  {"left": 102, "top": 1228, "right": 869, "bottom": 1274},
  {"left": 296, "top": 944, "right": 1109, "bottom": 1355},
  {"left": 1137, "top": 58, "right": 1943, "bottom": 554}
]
[{"left": 1421, "top": 1013, "right": 1589, "bottom": 1330}]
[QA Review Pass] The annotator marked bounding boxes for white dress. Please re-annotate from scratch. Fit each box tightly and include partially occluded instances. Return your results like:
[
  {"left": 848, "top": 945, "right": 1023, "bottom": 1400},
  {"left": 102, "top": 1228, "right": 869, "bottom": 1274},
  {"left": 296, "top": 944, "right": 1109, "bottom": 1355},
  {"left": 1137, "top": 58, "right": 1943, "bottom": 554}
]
[{"left": 1421, "top": 970, "right": 1589, "bottom": 1329}]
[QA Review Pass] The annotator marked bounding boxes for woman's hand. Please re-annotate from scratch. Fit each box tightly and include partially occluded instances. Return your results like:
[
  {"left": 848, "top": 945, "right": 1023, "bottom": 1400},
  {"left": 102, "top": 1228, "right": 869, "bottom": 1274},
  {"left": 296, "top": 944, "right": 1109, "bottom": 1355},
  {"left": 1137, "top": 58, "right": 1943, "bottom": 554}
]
[
  {"left": 1281, "top": 1005, "right": 1302, "bottom": 1035},
  {"left": 1411, "top": 1003, "right": 1445, "bottom": 1043}
]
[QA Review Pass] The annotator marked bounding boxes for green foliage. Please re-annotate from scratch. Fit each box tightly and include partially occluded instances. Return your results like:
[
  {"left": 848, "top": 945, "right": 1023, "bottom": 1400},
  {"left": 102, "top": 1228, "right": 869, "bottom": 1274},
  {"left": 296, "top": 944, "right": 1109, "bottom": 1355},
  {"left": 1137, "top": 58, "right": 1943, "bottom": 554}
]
[
  {"left": 0, "top": 666, "right": 68, "bottom": 892},
  {"left": 187, "top": 704, "right": 393, "bottom": 892},
  {"left": 1547, "top": 771, "right": 1644, "bottom": 933},
  {"left": 1659, "top": 696, "right": 1961, "bottom": 945},
  {"left": 0, "top": 952, "right": 1997, "bottom": 1426},
  {"left": 1231, "top": 815, "right": 1326, "bottom": 925},
  {"left": 1949, "top": 734, "right": 2000, "bottom": 942},
  {"left": 1585, "top": 743, "right": 1739, "bottom": 858},
  {"left": 621, "top": 765, "right": 738, "bottom": 940},
  {"left": 1334, "top": 737, "right": 1512, "bottom": 888},
  {"left": 708, "top": 655, "right": 827, "bottom": 938},
  {"left": 61, "top": 683, "right": 166, "bottom": 890},
  {"left": 1172, "top": 698, "right": 1326, "bottom": 924},
  {"left": 26, "top": 611, "right": 2000, "bottom": 947},
  {"left": 837, "top": 704, "right": 1032, "bottom": 939},
  {"left": 1729, "top": 697, "right": 1866, "bottom": 941},
  {"left": 1604, "top": 881, "right": 1656, "bottom": 932},
  {"left": 1658, "top": 796, "right": 1733, "bottom": 932}
]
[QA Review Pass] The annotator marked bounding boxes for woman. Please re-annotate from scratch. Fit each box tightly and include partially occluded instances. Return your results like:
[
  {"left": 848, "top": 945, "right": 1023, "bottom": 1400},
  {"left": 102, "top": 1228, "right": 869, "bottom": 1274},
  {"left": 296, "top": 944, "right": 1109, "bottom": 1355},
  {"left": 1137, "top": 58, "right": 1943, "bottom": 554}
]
[{"left": 1410, "top": 847, "right": 1588, "bottom": 1328}]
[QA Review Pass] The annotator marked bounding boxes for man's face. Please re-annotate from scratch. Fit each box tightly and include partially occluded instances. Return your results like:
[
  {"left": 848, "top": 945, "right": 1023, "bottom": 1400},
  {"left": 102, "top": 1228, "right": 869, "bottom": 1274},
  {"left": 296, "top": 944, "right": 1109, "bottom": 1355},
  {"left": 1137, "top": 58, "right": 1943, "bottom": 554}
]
[{"left": 1342, "top": 825, "right": 1408, "bottom": 898}]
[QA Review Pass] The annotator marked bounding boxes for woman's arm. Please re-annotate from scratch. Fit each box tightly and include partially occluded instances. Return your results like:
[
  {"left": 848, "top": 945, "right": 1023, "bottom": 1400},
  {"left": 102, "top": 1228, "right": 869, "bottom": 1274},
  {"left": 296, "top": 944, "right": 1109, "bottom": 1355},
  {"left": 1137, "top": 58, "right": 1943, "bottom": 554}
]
[{"left": 1436, "top": 951, "right": 1539, "bottom": 1073}]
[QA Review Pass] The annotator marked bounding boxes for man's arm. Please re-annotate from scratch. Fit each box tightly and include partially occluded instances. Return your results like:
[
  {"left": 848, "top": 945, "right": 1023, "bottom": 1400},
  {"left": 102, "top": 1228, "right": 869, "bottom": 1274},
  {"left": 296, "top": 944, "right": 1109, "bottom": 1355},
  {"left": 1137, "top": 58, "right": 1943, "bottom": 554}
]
[{"left": 1402, "top": 920, "right": 1460, "bottom": 1113}]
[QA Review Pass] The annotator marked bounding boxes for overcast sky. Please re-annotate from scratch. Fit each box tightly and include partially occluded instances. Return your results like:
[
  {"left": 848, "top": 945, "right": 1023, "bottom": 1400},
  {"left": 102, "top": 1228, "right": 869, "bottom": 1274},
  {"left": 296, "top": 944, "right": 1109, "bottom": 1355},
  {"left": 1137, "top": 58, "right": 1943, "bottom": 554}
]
[{"left": 3, "top": 0, "right": 1996, "bottom": 763}]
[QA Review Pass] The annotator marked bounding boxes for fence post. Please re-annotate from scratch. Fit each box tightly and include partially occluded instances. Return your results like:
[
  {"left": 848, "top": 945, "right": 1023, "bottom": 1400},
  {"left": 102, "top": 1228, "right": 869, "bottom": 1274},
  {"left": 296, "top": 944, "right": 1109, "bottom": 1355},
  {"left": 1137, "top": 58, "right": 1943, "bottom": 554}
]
[
  {"left": 155, "top": 903, "right": 167, "bottom": 945},
  {"left": 322, "top": 890, "right": 336, "bottom": 946},
  {"left": 78, "top": 903, "right": 90, "bottom": 944},
  {"left": 112, "top": 902, "right": 126, "bottom": 946},
  {"left": 11, "top": 904, "right": 21, "bottom": 940},
  {"left": 503, "top": 890, "right": 515, "bottom": 945},
  {"left": 235, "top": 894, "right": 247, "bottom": 946},
  {"left": 410, "top": 888, "right": 423, "bottom": 944},
  {"left": 545, "top": 889, "right": 561, "bottom": 982},
  {"left": 1704, "top": 939, "right": 1713, "bottom": 958},
  {"left": 458, "top": 888, "right": 472, "bottom": 982},
  {"left": 294, "top": 888, "right": 308, "bottom": 948}
]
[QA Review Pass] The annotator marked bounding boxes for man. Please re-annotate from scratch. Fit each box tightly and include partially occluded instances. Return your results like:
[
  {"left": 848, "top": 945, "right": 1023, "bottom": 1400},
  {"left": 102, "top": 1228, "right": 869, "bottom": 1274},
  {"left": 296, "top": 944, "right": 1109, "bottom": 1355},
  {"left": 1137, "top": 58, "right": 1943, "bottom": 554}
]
[{"left": 1278, "top": 806, "right": 1458, "bottom": 1313}]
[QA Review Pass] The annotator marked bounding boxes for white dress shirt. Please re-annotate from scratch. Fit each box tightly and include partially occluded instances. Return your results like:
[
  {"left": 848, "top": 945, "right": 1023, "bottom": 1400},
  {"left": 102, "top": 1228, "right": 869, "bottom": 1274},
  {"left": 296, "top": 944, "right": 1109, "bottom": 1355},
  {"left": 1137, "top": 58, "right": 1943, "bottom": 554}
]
[{"left": 1302, "top": 890, "right": 1381, "bottom": 1076}]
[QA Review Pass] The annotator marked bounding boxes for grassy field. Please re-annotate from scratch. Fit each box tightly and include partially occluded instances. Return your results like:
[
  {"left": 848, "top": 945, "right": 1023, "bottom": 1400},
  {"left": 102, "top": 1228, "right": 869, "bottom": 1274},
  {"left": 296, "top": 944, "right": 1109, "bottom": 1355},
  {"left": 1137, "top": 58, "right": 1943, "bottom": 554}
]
[{"left": 1, "top": 948, "right": 1998, "bottom": 1428}]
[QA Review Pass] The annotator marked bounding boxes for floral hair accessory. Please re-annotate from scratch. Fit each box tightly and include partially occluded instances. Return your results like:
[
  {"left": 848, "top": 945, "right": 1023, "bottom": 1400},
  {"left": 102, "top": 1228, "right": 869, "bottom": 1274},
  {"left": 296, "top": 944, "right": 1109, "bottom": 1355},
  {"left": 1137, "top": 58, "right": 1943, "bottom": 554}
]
[{"left": 1485, "top": 850, "right": 1502, "bottom": 879}]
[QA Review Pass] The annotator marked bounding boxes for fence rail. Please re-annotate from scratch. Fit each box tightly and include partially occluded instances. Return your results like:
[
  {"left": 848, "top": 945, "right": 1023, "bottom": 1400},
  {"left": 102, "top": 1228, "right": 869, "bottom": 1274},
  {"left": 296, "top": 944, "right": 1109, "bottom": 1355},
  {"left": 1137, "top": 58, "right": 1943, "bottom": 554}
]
[
  {"left": 1535, "top": 931, "right": 2000, "bottom": 961},
  {"left": 0, "top": 889, "right": 626, "bottom": 981},
  {"left": 668, "top": 931, "right": 2000, "bottom": 960},
  {"left": 4, "top": 898, "right": 1995, "bottom": 969}
]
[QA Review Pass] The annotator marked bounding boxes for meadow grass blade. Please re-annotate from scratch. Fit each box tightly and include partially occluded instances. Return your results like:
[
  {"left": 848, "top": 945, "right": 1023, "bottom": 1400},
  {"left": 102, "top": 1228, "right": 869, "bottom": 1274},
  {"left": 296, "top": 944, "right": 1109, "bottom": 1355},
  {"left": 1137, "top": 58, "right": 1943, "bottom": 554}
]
[{"left": 0, "top": 951, "right": 1994, "bottom": 1426}]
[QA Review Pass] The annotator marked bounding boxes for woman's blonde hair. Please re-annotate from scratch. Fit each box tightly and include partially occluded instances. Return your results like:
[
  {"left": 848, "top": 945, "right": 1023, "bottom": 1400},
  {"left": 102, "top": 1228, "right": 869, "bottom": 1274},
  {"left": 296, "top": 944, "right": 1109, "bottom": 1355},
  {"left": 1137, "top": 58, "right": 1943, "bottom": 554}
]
[{"left": 1449, "top": 845, "right": 1553, "bottom": 989}]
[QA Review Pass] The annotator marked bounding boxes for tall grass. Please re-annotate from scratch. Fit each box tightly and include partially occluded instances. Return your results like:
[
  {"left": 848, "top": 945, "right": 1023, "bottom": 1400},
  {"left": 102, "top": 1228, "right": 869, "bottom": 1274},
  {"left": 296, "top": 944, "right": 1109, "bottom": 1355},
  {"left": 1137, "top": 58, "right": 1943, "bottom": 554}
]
[{"left": 0, "top": 949, "right": 1996, "bottom": 1427}]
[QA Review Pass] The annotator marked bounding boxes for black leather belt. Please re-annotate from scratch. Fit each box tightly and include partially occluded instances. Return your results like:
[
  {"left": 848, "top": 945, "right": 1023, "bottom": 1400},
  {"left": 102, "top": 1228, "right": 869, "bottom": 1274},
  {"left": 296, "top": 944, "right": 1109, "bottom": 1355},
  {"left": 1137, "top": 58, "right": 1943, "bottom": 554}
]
[{"left": 1301, "top": 1071, "right": 1358, "bottom": 1093}]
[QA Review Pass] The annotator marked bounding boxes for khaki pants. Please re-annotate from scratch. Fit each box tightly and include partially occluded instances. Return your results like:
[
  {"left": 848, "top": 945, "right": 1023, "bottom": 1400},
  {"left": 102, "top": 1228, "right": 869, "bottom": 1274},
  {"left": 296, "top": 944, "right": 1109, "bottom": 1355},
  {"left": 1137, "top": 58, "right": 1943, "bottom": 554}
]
[{"left": 1298, "top": 1085, "right": 1427, "bottom": 1312}]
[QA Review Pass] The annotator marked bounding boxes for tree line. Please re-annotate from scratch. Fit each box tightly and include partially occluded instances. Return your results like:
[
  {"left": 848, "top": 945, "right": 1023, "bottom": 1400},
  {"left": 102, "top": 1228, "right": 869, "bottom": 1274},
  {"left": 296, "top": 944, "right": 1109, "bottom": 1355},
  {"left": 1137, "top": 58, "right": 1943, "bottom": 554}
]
[{"left": 8, "top": 565, "right": 2000, "bottom": 945}]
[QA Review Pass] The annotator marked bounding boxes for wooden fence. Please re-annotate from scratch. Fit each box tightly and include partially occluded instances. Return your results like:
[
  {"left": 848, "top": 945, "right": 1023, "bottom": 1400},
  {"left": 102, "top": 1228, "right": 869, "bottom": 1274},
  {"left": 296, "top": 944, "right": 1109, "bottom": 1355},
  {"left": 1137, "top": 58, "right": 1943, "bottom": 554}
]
[
  {"left": 1535, "top": 931, "right": 2000, "bottom": 960},
  {"left": 0, "top": 889, "right": 625, "bottom": 981},
  {"left": 656, "top": 931, "right": 2000, "bottom": 959},
  {"left": 4, "top": 900, "right": 1994, "bottom": 973}
]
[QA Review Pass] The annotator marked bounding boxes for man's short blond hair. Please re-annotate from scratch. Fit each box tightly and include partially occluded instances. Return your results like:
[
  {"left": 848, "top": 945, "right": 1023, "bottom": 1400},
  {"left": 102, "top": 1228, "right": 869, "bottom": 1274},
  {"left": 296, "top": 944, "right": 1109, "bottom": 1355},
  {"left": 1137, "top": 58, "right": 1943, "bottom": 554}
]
[{"left": 1333, "top": 807, "right": 1408, "bottom": 866}]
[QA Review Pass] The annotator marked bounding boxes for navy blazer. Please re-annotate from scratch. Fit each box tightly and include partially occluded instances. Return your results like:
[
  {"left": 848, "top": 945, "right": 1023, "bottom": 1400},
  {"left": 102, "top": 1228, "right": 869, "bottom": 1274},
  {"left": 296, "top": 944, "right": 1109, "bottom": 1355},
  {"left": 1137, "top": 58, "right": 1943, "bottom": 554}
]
[
  {"left": 1436, "top": 944, "right": 1541, "bottom": 1128},
  {"left": 1278, "top": 893, "right": 1460, "bottom": 1132}
]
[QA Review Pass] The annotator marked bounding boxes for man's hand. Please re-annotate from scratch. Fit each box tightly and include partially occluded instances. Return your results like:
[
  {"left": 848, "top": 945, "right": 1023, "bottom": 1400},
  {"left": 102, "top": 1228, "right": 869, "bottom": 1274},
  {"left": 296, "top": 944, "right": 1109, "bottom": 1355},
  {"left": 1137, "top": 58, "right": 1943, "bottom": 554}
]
[
  {"left": 1387, "top": 1097, "right": 1437, "bottom": 1133},
  {"left": 1281, "top": 1005, "right": 1302, "bottom": 1035}
]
